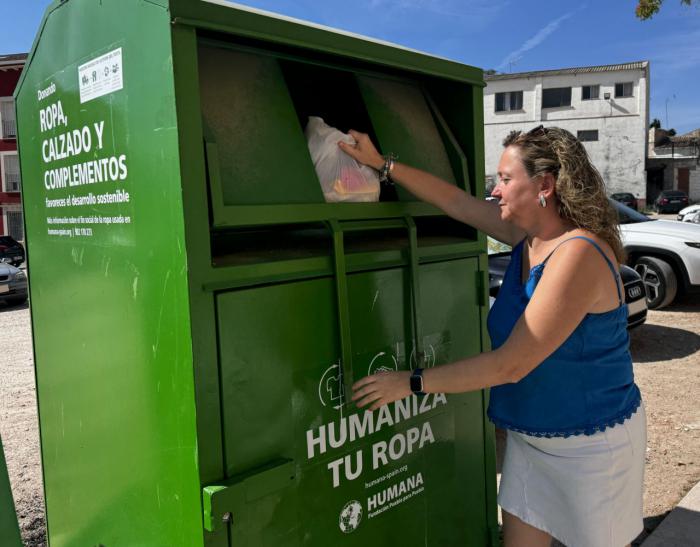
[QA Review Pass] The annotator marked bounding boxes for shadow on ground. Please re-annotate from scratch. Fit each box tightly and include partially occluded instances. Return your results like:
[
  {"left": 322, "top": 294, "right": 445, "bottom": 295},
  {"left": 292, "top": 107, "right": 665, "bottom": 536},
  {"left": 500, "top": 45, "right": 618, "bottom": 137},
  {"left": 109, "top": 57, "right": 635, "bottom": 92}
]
[
  {"left": 631, "top": 512, "right": 671, "bottom": 545},
  {"left": 630, "top": 323, "right": 700, "bottom": 363},
  {"left": 0, "top": 301, "right": 28, "bottom": 313},
  {"left": 661, "top": 293, "right": 700, "bottom": 312}
]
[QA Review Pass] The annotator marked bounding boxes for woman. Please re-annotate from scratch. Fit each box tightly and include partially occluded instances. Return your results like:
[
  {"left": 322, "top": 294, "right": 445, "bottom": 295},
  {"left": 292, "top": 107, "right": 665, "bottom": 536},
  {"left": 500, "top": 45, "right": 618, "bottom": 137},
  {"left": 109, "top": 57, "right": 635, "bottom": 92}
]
[{"left": 339, "top": 126, "right": 645, "bottom": 547}]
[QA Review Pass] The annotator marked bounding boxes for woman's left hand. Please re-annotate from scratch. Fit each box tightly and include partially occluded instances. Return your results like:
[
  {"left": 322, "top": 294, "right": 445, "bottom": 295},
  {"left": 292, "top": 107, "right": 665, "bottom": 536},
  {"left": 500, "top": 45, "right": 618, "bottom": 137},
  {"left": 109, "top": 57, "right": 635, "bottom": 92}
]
[{"left": 352, "top": 370, "right": 413, "bottom": 411}]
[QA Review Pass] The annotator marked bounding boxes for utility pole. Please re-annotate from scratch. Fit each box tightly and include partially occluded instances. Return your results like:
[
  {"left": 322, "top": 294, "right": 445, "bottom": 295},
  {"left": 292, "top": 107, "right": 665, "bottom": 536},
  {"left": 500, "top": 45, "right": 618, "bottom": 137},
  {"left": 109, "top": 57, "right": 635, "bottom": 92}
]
[{"left": 665, "top": 94, "right": 676, "bottom": 128}]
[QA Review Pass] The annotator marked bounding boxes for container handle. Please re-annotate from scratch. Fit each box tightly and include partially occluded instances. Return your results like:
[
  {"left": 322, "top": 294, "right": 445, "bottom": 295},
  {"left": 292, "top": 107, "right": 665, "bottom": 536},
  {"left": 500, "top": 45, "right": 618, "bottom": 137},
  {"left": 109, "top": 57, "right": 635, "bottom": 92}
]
[
  {"left": 328, "top": 219, "right": 355, "bottom": 411},
  {"left": 327, "top": 216, "right": 425, "bottom": 408},
  {"left": 202, "top": 458, "right": 295, "bottom": 533}
]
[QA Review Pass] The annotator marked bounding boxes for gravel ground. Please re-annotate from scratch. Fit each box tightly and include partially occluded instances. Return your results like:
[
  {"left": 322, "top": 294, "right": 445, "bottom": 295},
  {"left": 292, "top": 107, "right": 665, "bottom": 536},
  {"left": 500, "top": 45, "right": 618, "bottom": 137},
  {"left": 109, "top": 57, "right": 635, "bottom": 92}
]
[
  {"left": 630, "top": 295, "right": 700, "bottom": 544},
  {"left": 0, "top": 301, "right": 45, "bottom": 547},
  {"left": 1, "top": 292, "right": 698, "bottom": 546}
]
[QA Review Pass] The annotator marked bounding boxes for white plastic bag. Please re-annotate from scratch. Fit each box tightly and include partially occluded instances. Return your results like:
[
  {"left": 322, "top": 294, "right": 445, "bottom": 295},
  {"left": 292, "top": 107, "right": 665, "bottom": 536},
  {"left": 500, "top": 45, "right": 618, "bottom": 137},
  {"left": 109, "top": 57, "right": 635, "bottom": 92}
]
[{"left": 305, "top": 116, "right": 380, "bottom": 203}]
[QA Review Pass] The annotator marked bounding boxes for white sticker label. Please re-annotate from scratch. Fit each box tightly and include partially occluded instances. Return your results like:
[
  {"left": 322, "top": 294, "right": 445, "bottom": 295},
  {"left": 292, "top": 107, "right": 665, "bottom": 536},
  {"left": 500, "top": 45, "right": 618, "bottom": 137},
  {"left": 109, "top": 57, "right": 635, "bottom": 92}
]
[{"left": 78, "top": 48, "right": 123, "bottom": 104}]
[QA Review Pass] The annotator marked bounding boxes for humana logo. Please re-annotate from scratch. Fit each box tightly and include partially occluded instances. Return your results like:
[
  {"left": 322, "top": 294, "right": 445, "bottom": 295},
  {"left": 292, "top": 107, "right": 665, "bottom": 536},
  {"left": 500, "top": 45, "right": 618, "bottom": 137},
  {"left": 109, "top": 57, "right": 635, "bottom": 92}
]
[{"left": 367, "top": 472, "right": 424, "bottom": 514}]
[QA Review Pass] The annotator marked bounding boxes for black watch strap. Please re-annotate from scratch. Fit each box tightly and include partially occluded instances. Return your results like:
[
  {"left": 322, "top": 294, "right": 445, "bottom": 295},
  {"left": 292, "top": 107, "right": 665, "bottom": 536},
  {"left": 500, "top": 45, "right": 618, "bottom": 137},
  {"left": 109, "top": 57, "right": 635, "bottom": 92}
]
[{"left": 410, "top": 368, "right": 425, "bottom": 396}]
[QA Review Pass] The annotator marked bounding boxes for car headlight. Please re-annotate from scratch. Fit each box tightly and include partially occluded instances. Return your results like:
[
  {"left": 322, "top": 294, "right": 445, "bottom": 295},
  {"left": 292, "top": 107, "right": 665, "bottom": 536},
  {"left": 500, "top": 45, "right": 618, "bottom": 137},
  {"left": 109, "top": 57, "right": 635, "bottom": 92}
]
[
  {"left": 685, "top": 242, "right": 700, "bottom": 249},
  {"left": 14, "top": 271, "right": 26, "bottom": 280}
]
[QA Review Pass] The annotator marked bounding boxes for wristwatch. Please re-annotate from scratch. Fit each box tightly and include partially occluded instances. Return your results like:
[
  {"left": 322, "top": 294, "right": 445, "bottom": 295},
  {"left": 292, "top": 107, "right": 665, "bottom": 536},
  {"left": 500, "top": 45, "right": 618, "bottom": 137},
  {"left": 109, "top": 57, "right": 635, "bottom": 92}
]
[{"left": 410, "top": 368, "right": 425, "bottom": 396}]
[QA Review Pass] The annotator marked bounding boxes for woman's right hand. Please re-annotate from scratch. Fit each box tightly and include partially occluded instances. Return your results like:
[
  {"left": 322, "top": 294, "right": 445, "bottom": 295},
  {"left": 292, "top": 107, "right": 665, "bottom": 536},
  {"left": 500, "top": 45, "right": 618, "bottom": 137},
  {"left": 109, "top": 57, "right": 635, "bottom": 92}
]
[{"left": 338, "top": 130, "right": 385, "bottom": 171}]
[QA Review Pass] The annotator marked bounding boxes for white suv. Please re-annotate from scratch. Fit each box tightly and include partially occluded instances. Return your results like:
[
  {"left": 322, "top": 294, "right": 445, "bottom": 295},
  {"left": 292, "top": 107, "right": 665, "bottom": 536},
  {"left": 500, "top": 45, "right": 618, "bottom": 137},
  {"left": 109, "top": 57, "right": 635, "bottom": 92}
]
[
  {"left": 614, "top": 200, "right": 700, "bottom": 309},
  {"left": 677, "top": 204, "right": 700, "bottom": 222}
]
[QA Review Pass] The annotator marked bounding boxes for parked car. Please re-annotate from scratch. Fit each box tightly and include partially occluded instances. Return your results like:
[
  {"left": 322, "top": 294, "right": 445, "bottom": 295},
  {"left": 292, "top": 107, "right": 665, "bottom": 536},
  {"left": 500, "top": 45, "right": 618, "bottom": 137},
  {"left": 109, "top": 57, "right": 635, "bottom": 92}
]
[
  {"left": 0, "top": 236, "right": 25, "bottom": 267},
  {"left": 614, "top": 199, "right": 700, "bottom": 309},
  {"left": 487, "top": 247, "right": 647, "bottom": 329},
  {"left": 0, "top": 261, "right": 27, "bottom": 306},
  {"left": 677, "top": 204, "right": 700, "bottom": 222},
  {"left": 610, "top": 192, "right": 638, "bottom": 211},
  {"left": 620, "top": 265, "right": 648, "bottom": 328},
  {"left": 484, "top": 189, "right": 498, "bottom": 203},
  {"left": 654, "top": 190, "right": 689, "bottom": 214}
]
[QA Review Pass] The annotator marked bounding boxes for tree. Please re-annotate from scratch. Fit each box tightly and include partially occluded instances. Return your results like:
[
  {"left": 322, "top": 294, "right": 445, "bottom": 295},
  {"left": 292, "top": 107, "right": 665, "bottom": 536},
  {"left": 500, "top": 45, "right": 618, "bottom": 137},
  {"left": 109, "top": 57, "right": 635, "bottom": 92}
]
[
  {"left": 650, "top": 118, "right": 661, "bottom": 129},
  {"left": 636, "top": 0, "right": 694, "bottom": 20}
]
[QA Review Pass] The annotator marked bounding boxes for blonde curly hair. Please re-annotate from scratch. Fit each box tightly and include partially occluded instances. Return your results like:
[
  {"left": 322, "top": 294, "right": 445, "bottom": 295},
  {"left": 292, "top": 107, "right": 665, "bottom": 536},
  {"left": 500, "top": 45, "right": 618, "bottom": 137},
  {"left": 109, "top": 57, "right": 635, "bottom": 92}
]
[{"left": 503, "top": 126, "right": 625, "bottom": 263}]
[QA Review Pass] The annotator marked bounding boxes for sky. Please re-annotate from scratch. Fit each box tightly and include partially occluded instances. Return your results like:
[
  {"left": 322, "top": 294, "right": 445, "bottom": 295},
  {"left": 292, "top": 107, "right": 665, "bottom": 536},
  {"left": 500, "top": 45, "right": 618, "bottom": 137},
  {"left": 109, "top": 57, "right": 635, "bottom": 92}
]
[{"left": 3, "top": 0, "right": 700, "bottom": 134}]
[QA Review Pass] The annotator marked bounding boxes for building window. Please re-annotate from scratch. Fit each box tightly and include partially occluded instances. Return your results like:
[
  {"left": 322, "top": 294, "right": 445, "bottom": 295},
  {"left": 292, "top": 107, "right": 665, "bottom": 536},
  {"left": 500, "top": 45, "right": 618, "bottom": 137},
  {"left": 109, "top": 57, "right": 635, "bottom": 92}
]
[
  {"left": 542, "top": 87, "right": 572, "bottom": 108},
  {"left": 1, "top": 154, "right": 21, "bottom": 192},
  {"left": 615, "top": 82, "right": 633, "bottom": 98},
  {"left": 577, "top": 130, "right": 599, "bottom": 142},
  {"left": 581, "top": 85, "right": 599, "bottom": 100},
  {"left": 495, "top": 91, "right": 523, "bottom": 112},
  {"left": 0, "top": 98, "right": 16, "bottom": 139},
  {"left": 4, "top": 210, "right": 24, "bottom": 242}
]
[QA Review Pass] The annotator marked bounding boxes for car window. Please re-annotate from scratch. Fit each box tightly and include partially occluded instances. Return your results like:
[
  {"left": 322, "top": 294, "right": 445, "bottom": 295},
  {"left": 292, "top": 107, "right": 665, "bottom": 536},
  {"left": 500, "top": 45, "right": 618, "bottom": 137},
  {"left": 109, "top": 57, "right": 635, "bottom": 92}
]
[{"left": 610, "top": 199, "right": 652, "bottom": 224}]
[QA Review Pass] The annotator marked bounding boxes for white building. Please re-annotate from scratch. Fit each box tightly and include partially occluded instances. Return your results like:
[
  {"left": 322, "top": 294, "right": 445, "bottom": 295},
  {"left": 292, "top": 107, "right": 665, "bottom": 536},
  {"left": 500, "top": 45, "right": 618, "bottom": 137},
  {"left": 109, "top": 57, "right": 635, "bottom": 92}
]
[
  {"left": 483, "top": 61, "right": 650, "bottom": 207},
  {"left": 647, "top": 128, "right": 700, "bottom": 202}
]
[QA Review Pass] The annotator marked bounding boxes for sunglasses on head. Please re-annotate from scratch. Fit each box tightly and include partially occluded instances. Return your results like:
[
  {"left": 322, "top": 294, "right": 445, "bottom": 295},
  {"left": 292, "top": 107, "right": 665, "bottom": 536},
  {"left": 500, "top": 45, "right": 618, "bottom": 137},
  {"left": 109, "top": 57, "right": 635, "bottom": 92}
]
[{"left": 527, "top": 125, "right": 549, "bottom": 136}]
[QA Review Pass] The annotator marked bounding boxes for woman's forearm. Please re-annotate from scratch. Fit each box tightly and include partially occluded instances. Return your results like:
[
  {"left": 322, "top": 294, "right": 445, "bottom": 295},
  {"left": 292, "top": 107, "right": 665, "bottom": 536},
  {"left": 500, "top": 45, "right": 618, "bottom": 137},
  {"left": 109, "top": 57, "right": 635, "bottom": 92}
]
[
  {"left": 338, "top": 132, "right": 520, "bottom": 245},
  {"left": 421, "top": 348, "right": 517, "bottom": 394},
  {"left": 389, "top": 162, "right": 471, "bottom": 216},
  {"left": 388, "top": 162, "right": 518, "bottom": 244}
]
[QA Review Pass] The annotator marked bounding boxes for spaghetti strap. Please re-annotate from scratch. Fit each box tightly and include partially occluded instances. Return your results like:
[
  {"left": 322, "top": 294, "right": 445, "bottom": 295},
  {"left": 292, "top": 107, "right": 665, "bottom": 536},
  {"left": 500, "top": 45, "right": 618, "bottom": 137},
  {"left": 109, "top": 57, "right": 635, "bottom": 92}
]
[{"left": 542, "top": 236, "right": 623, "bottom": 304}]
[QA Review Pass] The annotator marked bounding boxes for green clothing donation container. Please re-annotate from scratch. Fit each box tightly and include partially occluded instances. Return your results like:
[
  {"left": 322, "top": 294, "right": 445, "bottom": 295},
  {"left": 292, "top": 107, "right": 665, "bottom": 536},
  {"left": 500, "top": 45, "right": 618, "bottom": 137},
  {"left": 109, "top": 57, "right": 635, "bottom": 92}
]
[{"left": 15, "top": 1, "right": 498, "bottom": 545}]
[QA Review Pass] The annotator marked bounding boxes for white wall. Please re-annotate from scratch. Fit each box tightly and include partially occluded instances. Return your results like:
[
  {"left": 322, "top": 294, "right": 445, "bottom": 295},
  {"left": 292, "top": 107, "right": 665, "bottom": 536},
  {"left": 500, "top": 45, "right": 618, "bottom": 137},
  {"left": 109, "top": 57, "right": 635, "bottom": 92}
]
[
  {"left": 484, "top": 66, "right": 649, "bottom": 205},
  {"left": 689, "top": 168, "right": 700, "bottom": 202}
]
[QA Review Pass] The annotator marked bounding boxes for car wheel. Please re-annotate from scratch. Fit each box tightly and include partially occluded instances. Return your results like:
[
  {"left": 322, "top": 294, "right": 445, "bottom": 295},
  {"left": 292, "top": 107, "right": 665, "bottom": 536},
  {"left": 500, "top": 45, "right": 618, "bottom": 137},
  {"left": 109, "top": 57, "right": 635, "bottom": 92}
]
[{"left": 634, "top": 257, "right": 677, "bottom": 309}]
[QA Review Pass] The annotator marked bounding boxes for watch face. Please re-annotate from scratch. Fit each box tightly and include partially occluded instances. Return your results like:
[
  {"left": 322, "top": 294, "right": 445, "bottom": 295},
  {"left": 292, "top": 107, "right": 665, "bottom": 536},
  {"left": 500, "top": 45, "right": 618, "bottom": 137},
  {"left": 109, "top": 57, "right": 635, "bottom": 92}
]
[{"left": 410, "top": 371, "right": 423, "bottom": 393}]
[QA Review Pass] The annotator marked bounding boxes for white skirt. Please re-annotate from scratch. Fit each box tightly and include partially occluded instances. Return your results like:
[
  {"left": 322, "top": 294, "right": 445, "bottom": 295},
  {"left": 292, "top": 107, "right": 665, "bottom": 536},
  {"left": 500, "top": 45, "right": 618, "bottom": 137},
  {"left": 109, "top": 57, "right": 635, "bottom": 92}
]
[{"left": 498, "top": 404, "right": 646, "bottom": 547}]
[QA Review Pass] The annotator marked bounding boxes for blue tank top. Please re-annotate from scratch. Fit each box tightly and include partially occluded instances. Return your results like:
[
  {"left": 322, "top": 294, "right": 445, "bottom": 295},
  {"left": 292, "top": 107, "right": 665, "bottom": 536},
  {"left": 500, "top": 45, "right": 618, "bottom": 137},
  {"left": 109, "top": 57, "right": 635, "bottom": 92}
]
[{"left": 487, "top": 236, "right": 641, "bottom": 437}]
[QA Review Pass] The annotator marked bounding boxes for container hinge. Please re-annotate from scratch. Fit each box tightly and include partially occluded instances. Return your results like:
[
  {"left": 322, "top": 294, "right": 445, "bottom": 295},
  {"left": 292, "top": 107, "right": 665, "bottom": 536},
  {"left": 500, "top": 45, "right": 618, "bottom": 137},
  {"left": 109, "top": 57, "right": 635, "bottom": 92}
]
[{"left": 202, "top": 458, "right": 295, "bottom": 533}]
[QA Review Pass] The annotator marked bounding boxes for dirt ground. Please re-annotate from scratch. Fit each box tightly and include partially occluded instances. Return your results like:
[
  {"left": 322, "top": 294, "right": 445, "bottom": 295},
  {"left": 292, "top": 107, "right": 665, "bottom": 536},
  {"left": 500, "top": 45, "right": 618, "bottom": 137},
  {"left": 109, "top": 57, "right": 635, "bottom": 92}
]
[
  {"left": 630, "top": 295, "right": 700, "bottom": 543},
  {"left": 0, "top": 302, "right": 45, "bottom": 546},
  {"left": 1, "top": 294, "right": 699, "bottom": 546}
]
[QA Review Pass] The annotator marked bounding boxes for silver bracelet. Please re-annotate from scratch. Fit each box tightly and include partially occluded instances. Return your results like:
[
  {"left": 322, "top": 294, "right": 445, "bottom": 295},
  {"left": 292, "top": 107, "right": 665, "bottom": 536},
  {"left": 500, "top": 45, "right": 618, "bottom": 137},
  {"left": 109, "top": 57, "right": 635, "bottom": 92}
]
[{"left": 379, "top": 153, "right": 398, "bottom": 184}]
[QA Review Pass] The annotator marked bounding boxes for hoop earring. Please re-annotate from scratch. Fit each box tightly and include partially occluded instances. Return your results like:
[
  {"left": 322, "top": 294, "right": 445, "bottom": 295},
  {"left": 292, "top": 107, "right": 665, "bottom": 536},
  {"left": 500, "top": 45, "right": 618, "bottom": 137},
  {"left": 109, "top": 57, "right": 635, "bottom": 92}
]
[{"left": 539, "top": 194, "right": 547, "bottom": 208}]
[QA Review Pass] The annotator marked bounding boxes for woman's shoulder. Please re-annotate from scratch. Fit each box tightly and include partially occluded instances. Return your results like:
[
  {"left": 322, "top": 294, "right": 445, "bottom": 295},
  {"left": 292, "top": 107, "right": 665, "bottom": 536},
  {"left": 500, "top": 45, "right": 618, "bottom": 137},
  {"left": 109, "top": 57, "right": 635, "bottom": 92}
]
[
  {"left": 551, "top": 229, "right": 611, "bottom": 256},
  {"left": 543, "top": 230, "right": 623, "bottom": 312},
  {"left": 546, "top": 230, "right": 619, "bottom": 276}
]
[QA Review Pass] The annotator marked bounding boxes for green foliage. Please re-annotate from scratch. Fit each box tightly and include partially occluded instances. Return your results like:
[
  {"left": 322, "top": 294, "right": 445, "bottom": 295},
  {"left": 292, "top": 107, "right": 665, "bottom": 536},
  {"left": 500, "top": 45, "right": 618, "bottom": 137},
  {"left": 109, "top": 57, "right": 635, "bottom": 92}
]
[
  {"left": 636, "top": 0, "right": 693, "bottom": 20},
  {"left": 636, "top": 0, "right": 662, "bottom": 19}
]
